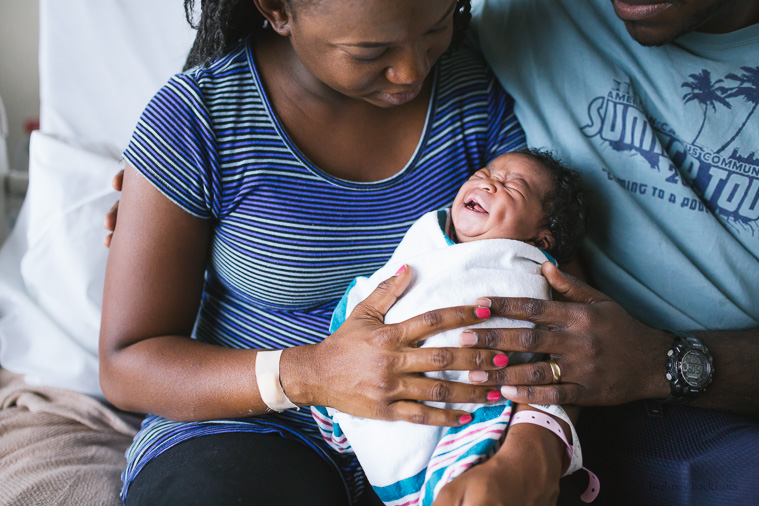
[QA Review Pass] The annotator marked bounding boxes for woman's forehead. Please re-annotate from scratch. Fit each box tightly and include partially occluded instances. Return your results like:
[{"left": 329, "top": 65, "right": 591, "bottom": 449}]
[{"left": 295, "top": 0, "right": 456, "bottom": 41}]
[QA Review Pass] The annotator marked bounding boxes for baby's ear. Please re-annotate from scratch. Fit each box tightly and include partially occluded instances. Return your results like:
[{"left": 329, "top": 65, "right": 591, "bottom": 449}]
[{"left": 533, "top": 230, "right": 555, "bottom": 253}]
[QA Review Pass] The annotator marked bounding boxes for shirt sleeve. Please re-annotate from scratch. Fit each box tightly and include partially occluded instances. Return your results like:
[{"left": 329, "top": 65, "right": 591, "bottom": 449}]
[
  {"left": 485, "top": 70, "right": 527, "bottom": 160},
  {"left": 123, "top": 74, "right": 219, "bottom": 219}
]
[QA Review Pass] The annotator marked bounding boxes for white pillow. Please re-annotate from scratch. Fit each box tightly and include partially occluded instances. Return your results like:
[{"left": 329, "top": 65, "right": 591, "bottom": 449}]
[
  {"left": 40, "top": 0, "right": 196, "bottom": 148},
  {"left": 0, "top": 1, "right": 196, "bottom": 395},
  {"left": 0, "top": 132, "right": 120, "bottom": 396}
]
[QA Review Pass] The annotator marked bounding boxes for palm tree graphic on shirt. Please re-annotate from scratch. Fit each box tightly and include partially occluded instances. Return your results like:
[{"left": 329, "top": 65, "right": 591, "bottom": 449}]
[
  {"left": 681, "top": 70, "right": 731, "bottom": 145},
  {"left": 716, "top": 66, "right": 759, "bottom": 154}
]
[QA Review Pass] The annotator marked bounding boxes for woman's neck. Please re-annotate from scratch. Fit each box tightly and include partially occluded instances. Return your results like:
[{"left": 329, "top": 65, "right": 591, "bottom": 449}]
[{"left": 251, "top": 32, "right": 434, "bottom": 183}]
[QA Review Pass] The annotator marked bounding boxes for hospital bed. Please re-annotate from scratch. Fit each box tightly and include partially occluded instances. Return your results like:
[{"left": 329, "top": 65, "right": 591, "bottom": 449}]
[{"left": 0, "top": 0, "right": 196, "bottom": 397}]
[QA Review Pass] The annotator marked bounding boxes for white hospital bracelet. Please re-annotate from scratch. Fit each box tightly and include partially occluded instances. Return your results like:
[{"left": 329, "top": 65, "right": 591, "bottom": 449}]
[
  {"left": 528, "top": 404, "right": 582, "bottom": 475},
  {"left": 511, "top": 409, "right": 600, "bottom": 503},
  {"left": 255, "top": 350, "right": 298, "bottom": 412}
]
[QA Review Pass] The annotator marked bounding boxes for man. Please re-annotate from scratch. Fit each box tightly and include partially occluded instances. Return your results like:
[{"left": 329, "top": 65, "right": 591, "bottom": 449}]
[{"left": 472, "top": 0, "right": 759, "bottom": 504}]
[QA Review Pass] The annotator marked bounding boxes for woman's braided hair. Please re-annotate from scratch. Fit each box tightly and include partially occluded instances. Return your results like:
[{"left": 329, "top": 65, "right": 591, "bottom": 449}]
[{"left": 183, "top": 0, "right": 472, "bottom": 71}]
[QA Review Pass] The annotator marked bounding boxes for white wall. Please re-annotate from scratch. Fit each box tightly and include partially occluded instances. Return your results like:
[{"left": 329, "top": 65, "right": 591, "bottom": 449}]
[{"left": 0, "top": 0, "right": 40, "bottom": 168}]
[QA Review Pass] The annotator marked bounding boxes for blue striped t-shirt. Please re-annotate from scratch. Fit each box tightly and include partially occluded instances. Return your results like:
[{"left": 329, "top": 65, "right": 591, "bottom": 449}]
[{"left": 120, "top": 38, "right": 525, "bottom": 503}]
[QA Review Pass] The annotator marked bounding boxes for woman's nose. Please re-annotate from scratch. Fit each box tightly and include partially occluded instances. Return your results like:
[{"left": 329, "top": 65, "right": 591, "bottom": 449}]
[{"left": 385, "top": 44, "right": 431, "bottom": 86}]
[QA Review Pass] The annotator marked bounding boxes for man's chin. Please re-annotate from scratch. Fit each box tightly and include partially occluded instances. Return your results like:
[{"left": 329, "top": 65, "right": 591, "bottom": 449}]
[{"left": 623, "top": 21, "right": 680, "bottom": 46}]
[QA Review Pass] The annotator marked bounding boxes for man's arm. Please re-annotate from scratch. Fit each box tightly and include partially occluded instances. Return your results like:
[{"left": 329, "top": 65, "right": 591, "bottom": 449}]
[
  {"left": 461, "top": 262, "right": 759, "bottom": 417},
  {"left": 689, "top": 328, "right": 759, "bottom": 412}
]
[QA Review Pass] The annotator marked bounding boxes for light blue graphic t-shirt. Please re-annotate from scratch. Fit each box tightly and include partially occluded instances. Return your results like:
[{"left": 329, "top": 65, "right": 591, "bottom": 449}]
[{"left": 477, "top": 0, "right": 759, "bottom": 330}]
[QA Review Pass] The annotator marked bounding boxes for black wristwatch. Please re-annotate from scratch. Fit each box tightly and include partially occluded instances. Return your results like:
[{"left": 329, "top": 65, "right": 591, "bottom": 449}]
[{"left": 661, "top": 330, "right": 714, "bottom": 406}]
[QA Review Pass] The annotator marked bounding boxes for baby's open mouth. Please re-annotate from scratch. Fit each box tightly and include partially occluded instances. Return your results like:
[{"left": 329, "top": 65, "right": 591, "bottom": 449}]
[{"left": 464, "top": 199, "right": 487, "bottom": 214}]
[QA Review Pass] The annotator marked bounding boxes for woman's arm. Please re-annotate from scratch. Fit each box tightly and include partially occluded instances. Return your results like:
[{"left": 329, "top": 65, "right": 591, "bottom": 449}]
[
  {"left": 99, "top": 164, "right": 265, "bottom": 420},
  {"left": 100, "top": 165, "right": 515, "bottom": 423}
]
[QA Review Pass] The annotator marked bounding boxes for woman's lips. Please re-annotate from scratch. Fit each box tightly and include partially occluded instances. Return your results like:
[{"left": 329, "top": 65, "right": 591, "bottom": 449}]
[
  {"left": 612, "top": 0, "right": 672, "bottom": 21},
  {"left": 378, "top": 81, "right": 424, "bottom": 106}
]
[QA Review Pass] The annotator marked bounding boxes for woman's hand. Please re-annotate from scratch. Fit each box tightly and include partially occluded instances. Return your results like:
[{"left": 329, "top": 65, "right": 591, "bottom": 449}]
[
  {"left": 281, "top": 266, "right": 511, "bottom": 427},
  {"left": 103, "top": 169, "right": 124, "bottom": 247},
  {"left": 433, "top": 420, "right": 563, "bottom": 506},
  {"left": 462, "top": 262, "right": 672, "bottom": 406}
]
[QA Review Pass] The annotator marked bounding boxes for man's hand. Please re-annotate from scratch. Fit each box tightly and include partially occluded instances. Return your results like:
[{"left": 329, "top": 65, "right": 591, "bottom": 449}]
[
  {"left": 462, "top": 262, "right": 672, "bottom": 407},
  {"left": 103, "top": 169, "right": 124, "bottom": 247}
]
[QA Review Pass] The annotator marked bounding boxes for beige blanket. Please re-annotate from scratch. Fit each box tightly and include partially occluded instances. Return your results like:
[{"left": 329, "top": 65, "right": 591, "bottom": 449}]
[{"left": 0, "top": 368, "right": 142, "bottom": 506}]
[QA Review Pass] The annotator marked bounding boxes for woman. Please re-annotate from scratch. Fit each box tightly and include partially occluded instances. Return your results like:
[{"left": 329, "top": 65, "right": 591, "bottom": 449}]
[{"left": 100, "top": 1, "right": 568, "bottom": 504}]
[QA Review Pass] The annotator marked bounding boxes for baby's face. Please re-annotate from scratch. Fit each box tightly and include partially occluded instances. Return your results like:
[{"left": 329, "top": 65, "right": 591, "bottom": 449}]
[{"left": 451, "top": 153, "right": 553, "bottom": 248}]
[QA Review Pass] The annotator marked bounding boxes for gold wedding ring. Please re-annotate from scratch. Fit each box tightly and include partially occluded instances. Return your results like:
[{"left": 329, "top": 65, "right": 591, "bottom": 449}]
[{"left": 548, "top": 359, "right": 562, "bottom": 384}]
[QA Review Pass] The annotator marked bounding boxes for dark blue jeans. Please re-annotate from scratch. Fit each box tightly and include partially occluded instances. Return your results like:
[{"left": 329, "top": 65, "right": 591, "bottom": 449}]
[
  {"left": 559, "top": 402, "right": 759, "bottom": 506},
  {"left": 126, "top": 432, "right": 383, "bottom": 506}
]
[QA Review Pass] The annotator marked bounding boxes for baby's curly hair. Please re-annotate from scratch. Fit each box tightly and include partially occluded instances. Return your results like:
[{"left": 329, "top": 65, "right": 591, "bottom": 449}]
[
  {"left": 183, "top": 0, "right": 472, "bottom": 71},
  {"left": 519, "top": 148, "right": 588, "bottom": 264}
]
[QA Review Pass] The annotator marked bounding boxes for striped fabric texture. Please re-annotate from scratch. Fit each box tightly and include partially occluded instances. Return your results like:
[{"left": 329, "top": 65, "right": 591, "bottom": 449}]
[
  {"left": 120, "top": 37, "right": 525, "bottom": 504},
  {"left": 313, "top": 402, "right": 514, "bottom": 506}
]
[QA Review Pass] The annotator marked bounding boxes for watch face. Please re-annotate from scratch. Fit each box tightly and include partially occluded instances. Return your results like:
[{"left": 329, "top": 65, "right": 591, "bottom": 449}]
[{"left": 680, "top": 350, "right": 711, "bottom": 387}]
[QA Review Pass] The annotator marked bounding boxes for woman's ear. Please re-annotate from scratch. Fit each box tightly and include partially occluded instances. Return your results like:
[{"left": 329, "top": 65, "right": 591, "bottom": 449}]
[{"left": 253, "top": 0, "right": 292, "bottom": 36}]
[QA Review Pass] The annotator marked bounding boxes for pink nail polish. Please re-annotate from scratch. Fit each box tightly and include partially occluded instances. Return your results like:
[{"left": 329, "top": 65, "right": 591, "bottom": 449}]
[
  {"left": 470, "top": 370, "right": 488, "bottom": 383},
  {"left": 474, "top": 297, "right": 492, "bottom": 308},
  {"left": 475, "top": 307, "right": 490, "bottom": 319},
  {"left": 460, "top": 331, "right": 477, "bottom": 346},
  {"left": 459, "top": 414, "right": 473, "bottom": 425},
  {"left": 394, "top": 265, "right": 406, "bottom": 276},
  {"left": 493, "top": 354, "right": 509, "bottom": 367},
  {"left": 487, "top": 390, "right": 501, "bottom": 402}
]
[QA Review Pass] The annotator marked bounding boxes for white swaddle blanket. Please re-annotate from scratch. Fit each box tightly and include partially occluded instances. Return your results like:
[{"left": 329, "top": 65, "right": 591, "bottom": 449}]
[{"left": 312, "top": 210, "right": 552, "bottom": 506}]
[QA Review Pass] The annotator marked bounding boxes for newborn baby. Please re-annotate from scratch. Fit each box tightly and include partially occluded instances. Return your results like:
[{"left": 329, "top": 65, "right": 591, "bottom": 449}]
[{"left": 314, "top": 148, "right": 587, "bottom": 506}]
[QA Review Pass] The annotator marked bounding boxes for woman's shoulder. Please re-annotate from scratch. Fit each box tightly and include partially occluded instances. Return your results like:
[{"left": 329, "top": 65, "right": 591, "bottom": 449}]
[
  {"left": 436, "top": 43, "right": 493, "bottom": 87},
  {"left": 167, "top": 40, "right": 255, "bottom": 97},
  {"left": 434, "top": 43, "right": 504, "bottom": 104}
]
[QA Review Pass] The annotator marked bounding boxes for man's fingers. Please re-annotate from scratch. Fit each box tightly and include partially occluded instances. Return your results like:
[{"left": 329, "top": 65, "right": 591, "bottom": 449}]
[
  {"left": 353, "top": 265, "right": 414, "bottom": 321},
  {"left": 542, "top": 261, "right": 609, "bottom": 305},
  {"left": 478, "top": 295, "right": 561, "bottom": 328},
  {"left": 103, "top": 200, "right": 120, "bottom": 248},
  {"left": 472, "top": 264, "right": 612, "bottom": 327},
  {"left": 112, "top": 169, "right": 124, "bottom": 192},
  {"left": 492, "top": 360, "right": 570, "bottom": 388},
  {"left": 459, "top": 327, "right": 566, "bottom": 355},
  {"left": 104, "top": 201, "right": 119, "bottom": 232},
  {"left": 467, "top": 359, "right": 568, "bottom": 388},
  {"left": 396, "top": 304, "right": 490, "bottom": 346},
  {"left": 388, "top": 400, "right": 474, "bottom": 427},
  {"left": 499, "top": 383, "right": 584, "bottom": 406}
]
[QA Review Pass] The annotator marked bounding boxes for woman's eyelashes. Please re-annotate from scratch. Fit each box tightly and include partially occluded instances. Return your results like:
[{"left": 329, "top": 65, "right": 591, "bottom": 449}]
[
  {"left": 428, "top": 23, "right": 451, "bottom": 35},
  {"left": 345, "top": 22, "right": 450, "bottom": 64},
  {"left": 346, "top": 49, "right": 387, "bottom": 63}
]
